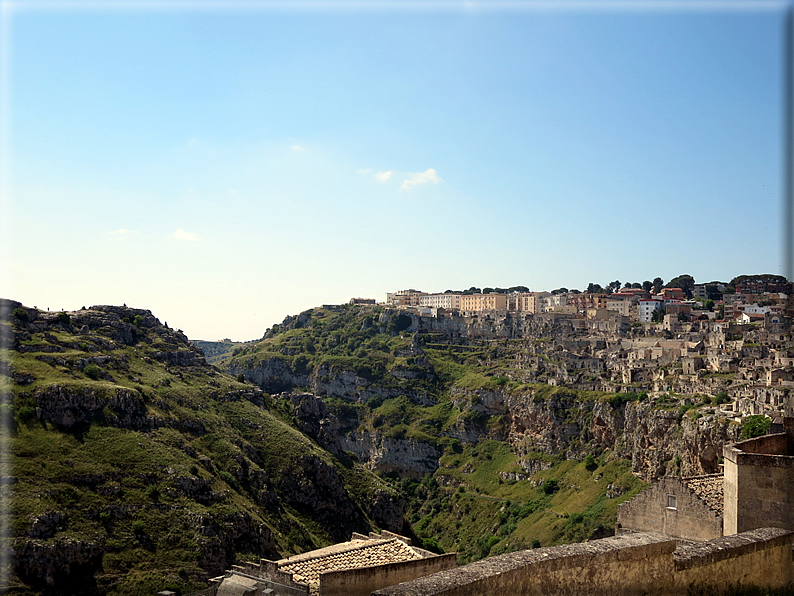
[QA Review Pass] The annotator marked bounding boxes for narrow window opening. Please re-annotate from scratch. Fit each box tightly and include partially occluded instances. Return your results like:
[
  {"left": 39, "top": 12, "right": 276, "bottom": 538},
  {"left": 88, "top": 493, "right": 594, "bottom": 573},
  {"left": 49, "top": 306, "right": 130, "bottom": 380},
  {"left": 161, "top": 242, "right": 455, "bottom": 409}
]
[{"left": 667, "top": 494, "right": 677, "bottom": 510}]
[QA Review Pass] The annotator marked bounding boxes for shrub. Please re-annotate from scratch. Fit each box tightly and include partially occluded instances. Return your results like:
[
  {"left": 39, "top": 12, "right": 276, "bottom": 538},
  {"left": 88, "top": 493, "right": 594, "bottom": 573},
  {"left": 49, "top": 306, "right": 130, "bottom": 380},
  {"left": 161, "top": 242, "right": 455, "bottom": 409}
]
[
  {"left": 292, "top": 354, "right": 309, "bottom": 373},
  {"left": 531, "top": 539, "right": 541, "bottom": 549},
  {"left": 422, "top": 537, "right": 443, "bottom": 554},
  {"left": 541, "top": 479, "right": 558, "bottom": 495},
  {"left": 56, "top": 312, "right": 71, "bottom": 325},
  {"left": 219, "top": 470, "right": 239, "bottom": 490},
  {"left": 741, "top": 415, "right": 771, "bottom": 440},
  {"left": 714, "top": 391, "right": 730, "bottom": 405},
  {"left": 131, "top": 520, "right": 146, "bottom": 534},
  {"left": 11, "top": 307, "right": 28, "bottom": 322},
  {"left": 236, "top": 373, "right": 245, "bottom": 383},
  {"left": 84, "top": 364, "right": 100, "bottom": 380},
  {"left": 583, "top": 454, "right": 597, "bottom": 472},
  {"left": 146, "top": 484, "right": 160, "bottom": 502},
  {"left": 133, "top": 314, "right": 143, "bottom": 327},
  {"left": 17, "top": 405, "right": 35, "bottom": 422}
]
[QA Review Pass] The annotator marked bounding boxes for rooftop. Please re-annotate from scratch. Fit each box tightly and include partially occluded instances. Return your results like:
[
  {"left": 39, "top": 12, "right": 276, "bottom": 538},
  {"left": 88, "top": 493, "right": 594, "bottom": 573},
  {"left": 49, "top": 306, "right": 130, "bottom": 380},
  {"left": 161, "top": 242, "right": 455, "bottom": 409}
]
[
  {"left": 276, "top": 533, "right": 427, "bottom": 594},
  {"left": 683, "top": 474, "right": 724, "bottom": 516}
]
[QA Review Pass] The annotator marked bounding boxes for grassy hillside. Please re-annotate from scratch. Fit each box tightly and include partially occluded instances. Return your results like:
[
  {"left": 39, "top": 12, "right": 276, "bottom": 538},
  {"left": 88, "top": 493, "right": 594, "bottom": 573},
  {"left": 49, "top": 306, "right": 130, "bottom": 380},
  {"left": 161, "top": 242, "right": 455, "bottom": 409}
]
[
  {"left": 2, "top": 301, "right": 399, "bottom": 596},
  {"left": 220, "top": 304, "right": 652, "bottom": 562}
]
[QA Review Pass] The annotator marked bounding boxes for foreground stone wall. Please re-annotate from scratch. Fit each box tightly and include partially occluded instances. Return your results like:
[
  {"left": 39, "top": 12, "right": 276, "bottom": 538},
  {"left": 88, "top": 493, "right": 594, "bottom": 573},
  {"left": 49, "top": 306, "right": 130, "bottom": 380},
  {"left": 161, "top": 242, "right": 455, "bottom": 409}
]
[
  {"left": 724, "top": 433, "right": 794, "bottom": 534},
  {"left": 372, "top": 529, "right": 793, "bottom": 596},
  {"left": 616, "top": 477, "right": 722, "bottom": 541},
  {"left": 320, "top": 553, "right": 457, "bottom": 596},
  {"left": 675, "top": 528, "right": 793, "bottom": 591}
]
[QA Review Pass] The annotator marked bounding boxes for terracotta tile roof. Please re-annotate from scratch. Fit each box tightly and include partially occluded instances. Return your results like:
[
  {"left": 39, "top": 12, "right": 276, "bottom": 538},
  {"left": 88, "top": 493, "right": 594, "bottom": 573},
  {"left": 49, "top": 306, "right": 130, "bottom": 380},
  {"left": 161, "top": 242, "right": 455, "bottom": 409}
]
[
  {"left": 683, "top": 474, "right": 724, "bottom": 516},
  {"left": 277, "top": 536, "right": 424, "bottom": 594}
]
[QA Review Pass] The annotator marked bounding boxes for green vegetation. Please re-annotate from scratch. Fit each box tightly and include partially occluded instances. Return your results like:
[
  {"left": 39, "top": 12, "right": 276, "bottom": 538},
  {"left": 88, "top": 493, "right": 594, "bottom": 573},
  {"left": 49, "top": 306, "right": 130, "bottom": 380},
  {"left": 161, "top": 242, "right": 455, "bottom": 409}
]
[
  {"left": 216, "top": 305, "right": 657, "bottom": 559},
  {"left": 406, "top": 444, "right": 645, "bottom": 563},
  {"left": 740, "top": 415, "right": 771, "bottom": 440},
  {"left": 7, "top": 304, "right": 396, "bottom": 595}
]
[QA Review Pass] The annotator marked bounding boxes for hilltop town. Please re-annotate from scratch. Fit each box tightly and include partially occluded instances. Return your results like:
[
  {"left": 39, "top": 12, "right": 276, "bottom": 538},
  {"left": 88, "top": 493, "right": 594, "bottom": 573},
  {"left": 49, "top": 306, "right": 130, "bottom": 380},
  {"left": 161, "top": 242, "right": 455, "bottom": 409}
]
[{"left": 368, "top": 274, "right": 793, "bottom": 422}]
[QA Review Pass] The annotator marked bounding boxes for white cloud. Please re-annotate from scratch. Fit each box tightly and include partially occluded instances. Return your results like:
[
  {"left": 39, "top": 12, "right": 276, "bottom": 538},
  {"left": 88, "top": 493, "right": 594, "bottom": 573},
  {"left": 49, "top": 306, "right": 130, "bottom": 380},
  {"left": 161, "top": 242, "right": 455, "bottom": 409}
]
[
  {"left": 375, "top": 171, "right": 393, "bottom": 182},
  {"left": 171, "top": 229, "right": 199, "bottom": 241},
  {"left": 401, "top": 168, "right": 442, "bottom": 190},
  {"left": 290, "top": 145, "right": 305, "bottom": 151}
]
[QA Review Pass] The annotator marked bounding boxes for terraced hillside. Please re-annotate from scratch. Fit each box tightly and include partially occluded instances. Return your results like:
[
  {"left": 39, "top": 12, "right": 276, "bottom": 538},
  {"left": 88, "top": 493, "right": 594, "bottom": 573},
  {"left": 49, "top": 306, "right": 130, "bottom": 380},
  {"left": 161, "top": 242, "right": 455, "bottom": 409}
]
[
  {"left": 219, "top": 304, "right": 674, "bottom": 561},
  {"left": 1, "top": 300, "right": 402, "bottom": 596}
]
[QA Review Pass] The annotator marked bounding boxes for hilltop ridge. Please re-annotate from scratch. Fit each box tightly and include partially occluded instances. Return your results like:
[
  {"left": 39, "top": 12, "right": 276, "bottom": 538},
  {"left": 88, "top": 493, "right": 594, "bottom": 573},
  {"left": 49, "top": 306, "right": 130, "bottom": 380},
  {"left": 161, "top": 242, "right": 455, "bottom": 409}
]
[{"left": 1, "top": 300, "right": 403, "bottom": 596}]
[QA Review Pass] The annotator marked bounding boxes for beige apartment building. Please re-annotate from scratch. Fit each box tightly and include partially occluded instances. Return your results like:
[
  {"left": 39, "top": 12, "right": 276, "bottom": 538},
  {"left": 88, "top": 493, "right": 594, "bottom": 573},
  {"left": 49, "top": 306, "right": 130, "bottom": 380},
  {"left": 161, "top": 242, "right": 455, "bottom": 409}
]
[
  {"left": 460, "top": 293, "right": 508, "bottom": 312},
  {"left": 607, "top": 296, "right": 637, "bottom": 317},
  {"left": 514, "top": 292, "right": 550, "bottom": 314},
  {"left": 385, "top": 289, "right": 427, "bottom": 307}
]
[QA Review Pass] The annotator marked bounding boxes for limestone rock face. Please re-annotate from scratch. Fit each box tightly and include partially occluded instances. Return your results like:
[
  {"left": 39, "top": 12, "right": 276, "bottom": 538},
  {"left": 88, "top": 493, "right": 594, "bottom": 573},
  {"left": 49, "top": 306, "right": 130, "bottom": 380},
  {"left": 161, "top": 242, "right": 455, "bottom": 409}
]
[
  {"left": 27, "top": 511, "right": 68, "bottom": 539},
  {"left": 192, "top": 512, "right": 278, "bottom": 575},
  {"left": 15, "top": 538, "right": 102, "bottom": 589},
  {"left": 506, "top": 391, "right": 741, "bottom": 481},
  {"left": 275, "top": 454, "right": 378, "bottom": 541},
  {"left": 620, "top": 402, "right": 740, "bottom": 480},
  {"left": 339, "top": 432, "right": 441, "bottom": 479},
  {"left": 33, "top": 385, "right": 146, "bottom": 429}
]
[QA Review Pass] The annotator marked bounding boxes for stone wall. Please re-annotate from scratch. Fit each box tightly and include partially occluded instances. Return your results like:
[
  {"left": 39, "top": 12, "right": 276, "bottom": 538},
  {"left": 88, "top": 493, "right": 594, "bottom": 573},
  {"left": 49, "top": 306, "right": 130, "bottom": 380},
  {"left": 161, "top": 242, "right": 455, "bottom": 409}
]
[
  {"left": 372, "top": 529, "right": 793, "bottom": 596},
  {"left": 616, "top": 477, "right": 722, "bottom": 541},
  {"left": 675, "top": 528, "right": 793, "bottom": 591},
  {"left": 319, "top": 553, "right": 457, "bottom": 596},
  {"left": 724, "top": 433, "right": 794, "bottom": 534}
]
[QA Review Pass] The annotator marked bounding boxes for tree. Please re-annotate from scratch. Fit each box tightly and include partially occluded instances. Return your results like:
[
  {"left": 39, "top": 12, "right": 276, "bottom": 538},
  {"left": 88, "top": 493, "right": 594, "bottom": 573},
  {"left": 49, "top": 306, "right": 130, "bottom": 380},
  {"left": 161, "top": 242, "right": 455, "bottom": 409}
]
[
  {"left": 666, "top": 274, "right": 695, "bottom": 298},
  {"left": 586, "top": 283, "right": 603, "bottom": 294},
  {"left": 643, "top": 281, "right": 653, "bottom": 292},
  {"left": 652, "top": 277, "right": 664, "bottom": 293},
  {"left": 541, "top": 479, "right": 559, "bottom": 494},
  {"left": 741, "top": 415, "right": 770, "bottom": 440},
  {"left": 552, "top": 287, "right": 568, "bottom": 295}
]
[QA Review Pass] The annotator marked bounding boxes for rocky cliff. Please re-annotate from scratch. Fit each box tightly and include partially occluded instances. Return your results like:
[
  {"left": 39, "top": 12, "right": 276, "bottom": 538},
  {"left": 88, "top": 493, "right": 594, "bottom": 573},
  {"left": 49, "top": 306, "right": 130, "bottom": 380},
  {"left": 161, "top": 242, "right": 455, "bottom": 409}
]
[{"left": 2, "top": 300, "right": 404, "bottom": 596}]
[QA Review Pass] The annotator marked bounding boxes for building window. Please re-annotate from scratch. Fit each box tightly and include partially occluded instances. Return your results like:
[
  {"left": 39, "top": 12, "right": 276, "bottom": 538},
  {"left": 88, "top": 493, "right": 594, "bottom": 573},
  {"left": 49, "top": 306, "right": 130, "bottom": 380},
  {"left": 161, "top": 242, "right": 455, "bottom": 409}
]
[{"left": 666, "top": 494, "right": 677, "bottom": 510}]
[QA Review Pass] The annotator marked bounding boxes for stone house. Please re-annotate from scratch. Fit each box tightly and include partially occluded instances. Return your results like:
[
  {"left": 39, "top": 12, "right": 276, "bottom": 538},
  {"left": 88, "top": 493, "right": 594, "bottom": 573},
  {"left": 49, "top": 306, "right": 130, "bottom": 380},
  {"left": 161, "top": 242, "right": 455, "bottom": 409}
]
[
  {"left": 210, "top": 531, "right": 455, "bottom": 596},
  {"left": 723, "top": 421, "right": 794, "bottom": 534},
  {"left": 616, "top": 475, "right": 724, "bottom": 541},
  {"left": 618, "top": 418, "right": 794, "bottom": 542}
]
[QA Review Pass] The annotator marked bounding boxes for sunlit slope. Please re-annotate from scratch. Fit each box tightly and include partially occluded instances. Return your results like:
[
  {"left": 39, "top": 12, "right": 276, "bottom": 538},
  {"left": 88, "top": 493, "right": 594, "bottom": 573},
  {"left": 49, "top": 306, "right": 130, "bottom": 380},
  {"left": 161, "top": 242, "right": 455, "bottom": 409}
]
[{"left": 2, "top": 300, "right": 400, "bottom": 596}]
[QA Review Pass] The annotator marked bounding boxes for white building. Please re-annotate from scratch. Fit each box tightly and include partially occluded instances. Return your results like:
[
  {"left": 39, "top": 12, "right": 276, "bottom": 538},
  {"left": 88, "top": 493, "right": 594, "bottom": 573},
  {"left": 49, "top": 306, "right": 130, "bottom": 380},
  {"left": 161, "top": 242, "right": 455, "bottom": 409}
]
[
  {"left": 639, "top": 299, "right": 663, "bottom": 322},
  {"left": 419, "top": 293, "right": 462, "bottom": 310}
]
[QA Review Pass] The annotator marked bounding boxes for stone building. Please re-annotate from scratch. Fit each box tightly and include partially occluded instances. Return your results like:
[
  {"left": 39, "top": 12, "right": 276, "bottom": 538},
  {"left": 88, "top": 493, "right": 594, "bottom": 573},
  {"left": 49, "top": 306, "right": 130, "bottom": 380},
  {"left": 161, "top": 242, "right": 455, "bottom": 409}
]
[
  {"left": 618, "top": 418, "right": 794, "bottom": 542},
  {"left": 723, "top": 419, "right": 794, "bottom": 534},
  {"left": 210, "top": 531, "right": 456, "bottom": 596},
  {"left": 616, "top": 475, "right": 724, "bottom": 541}
]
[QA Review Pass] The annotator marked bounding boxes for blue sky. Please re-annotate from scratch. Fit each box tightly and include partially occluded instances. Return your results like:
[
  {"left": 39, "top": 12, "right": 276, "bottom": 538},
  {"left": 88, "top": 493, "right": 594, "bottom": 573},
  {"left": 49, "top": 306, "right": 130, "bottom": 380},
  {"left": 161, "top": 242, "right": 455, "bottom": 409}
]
[{"left": 2, "top": 1, "right": 787, "bottom": 340}]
